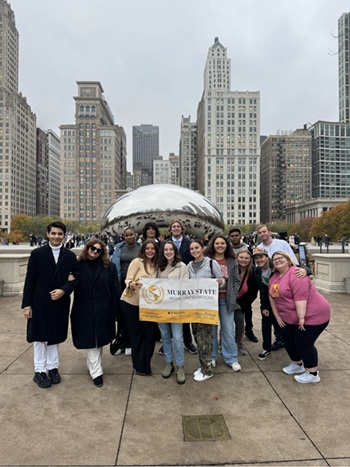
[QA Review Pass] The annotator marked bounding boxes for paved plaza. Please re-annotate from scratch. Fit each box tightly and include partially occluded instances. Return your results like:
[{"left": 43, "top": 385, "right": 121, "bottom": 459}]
[{"left": 0, "top": 288, "right": 350, "bottom": 466}]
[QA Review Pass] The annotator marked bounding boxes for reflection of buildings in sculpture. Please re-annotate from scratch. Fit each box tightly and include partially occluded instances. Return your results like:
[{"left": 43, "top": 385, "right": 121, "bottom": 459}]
[
  {"left": 60, "top": 81, "right": 127, "bottom": 224},
  {"left": 101, "top": 184, "right": 224, "bottom": 238},
  {"left": 196, "top": 37, "right": 260, "bottom": 226}
]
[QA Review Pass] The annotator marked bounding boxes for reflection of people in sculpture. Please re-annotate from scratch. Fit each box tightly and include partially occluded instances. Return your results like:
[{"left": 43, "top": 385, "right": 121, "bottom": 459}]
[{"left": 120, "top": 240, "right": 159, "bottom": 375}]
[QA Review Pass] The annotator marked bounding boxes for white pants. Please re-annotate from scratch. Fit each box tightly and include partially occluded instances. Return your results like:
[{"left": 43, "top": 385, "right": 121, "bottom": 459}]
[
  {"left": 34, "top": 342, "right": 59, "bottom": 373},
  {"left": 86, "top": 347, "right": 103, "bottom": 379}
]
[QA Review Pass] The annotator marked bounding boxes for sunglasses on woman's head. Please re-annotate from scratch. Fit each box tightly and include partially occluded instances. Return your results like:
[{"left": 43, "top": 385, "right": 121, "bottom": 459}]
[{"left": 89, "top": 245, "right": 103, "bottom": 254}]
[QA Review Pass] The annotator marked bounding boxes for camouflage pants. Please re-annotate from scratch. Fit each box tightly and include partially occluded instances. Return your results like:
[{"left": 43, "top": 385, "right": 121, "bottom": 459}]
[{"left": 192, "top": 323, "right": 213, "bottom": 376}]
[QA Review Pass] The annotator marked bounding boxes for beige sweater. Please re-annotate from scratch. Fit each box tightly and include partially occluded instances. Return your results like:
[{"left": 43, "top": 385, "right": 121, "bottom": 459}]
[{"left": 121, "top": 258, "right": 157, "bottom": 306}]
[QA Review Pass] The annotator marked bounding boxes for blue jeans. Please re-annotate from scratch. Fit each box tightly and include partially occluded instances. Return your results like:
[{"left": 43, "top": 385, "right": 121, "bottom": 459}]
[
  {"left": 158, "top": 323, "right": 184, "bottom": 366},
  {"left": 212, "top": 299, "right": 238, "bottom": 364}
]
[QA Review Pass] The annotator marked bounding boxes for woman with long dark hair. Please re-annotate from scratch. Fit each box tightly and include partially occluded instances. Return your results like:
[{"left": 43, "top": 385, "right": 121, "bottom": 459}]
[
  {"left": 120, "top": 239, "right": 159, "bottom": 375},
  {"left": 236, "top": 249, "right": 259, "bottom": 355},
  {"left": 71, "top": 238, "right": 119, "bottom": 387},
  {"left": 188, "top": 239, "right": 223, "bottom": 382},
  {"left": 205, "top": 234, "right": 241, "bottom": 372},
  {"left": 157, "top": 240, "right": 189, "bottom": 384}
]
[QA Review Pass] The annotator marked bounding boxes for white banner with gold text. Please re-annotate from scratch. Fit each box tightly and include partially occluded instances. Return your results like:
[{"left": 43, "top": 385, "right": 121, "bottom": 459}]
[{"left": 139, "top": 278, "right": 219, "bottom": 324}]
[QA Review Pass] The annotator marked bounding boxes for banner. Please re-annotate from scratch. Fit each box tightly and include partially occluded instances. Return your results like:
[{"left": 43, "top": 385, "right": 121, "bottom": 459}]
[{"left": 139, "top": 278, "right": 219, "bottom": 324}]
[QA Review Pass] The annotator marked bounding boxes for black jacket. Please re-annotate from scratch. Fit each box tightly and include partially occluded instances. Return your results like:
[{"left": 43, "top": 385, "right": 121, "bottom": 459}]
[
  {"left": 70, "top": 260, "right": 119, "bottom": 349},
  {"left": 22, "top": 244, "right": 78, "bottom": 345}
]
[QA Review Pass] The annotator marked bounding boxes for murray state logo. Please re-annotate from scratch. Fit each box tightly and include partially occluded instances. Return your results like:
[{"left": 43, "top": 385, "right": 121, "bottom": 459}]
[
  {"left": 269, "top": 283, "right": 280, "bottom": 298},
  {"left": 142, "top": 284, "right": 165, "bottom": 305}
]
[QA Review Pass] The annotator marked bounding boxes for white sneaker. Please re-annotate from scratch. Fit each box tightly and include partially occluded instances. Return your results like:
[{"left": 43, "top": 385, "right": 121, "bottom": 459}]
[
  {"left": 211, "top": 359, "right": 217, "bottom": 367},
  {"left": 193, "top": 367, "right": 201, "bottom": 376},
  {"left": 230, "top": 362, "right": 241, "bottom": 372},
  {"left": 125, "top": 348, "right": 132, "bottom": 356},
  {"left": 294, "top": 371, "right": 320, "bottom": 384},
  {"left": 193, "top": 371, "right": 213, "bottom": 382},
  {"left": 283, "top": 362, "right": 305, "bottom": 375}
]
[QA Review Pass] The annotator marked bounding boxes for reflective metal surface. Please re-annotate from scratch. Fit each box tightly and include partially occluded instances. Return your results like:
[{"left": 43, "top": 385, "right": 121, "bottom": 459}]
[{"left": 101, "top": 184, "right": 224, "bottom": 238}]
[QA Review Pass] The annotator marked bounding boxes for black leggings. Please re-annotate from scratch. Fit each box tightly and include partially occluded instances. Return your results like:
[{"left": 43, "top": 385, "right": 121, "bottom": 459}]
[{"left": 279, "top": 321, "right": 329, "bottom": 368}]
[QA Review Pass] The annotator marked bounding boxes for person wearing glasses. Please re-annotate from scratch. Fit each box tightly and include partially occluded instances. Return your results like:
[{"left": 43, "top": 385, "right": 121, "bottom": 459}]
[
  {"left": 71, "top": 238, "right": 119, "bottom": 387},
  {"left": 269, "top": 251, "right": 330, "bottom": 384}
]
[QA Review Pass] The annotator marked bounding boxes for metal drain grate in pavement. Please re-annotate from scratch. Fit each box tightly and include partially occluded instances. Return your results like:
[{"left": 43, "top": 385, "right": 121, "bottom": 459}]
[{"left": 182, "top": 414, "right": 231, "bottom": 442}]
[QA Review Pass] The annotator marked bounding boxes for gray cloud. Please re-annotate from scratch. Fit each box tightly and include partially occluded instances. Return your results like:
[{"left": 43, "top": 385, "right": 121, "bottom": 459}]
[{"left": 11, "top": 0, "right": 348, "bottom": 169}]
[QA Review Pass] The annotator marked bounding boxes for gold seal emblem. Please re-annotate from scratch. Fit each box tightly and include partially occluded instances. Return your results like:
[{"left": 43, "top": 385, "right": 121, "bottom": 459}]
[{"left": 142, "top": 285, "right": 165, "bottom": 305}]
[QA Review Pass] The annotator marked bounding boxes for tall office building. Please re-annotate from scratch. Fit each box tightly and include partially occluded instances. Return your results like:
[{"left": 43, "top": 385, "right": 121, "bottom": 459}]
[
  {"left": 60, "top": 81, "right": 127, "bottom": 224},
  {"left": 308, "top": 121, "right": 350, "bottom": 198},
  {"left": 47, "top": 129, "right": 61, "bottom": 217},
  {"left": 339, "top": 12, "right": 350, "bottom": 123},
  {"left": 260, "top": 129, "right": 312, "bottom": 223},
  {"left": 36, "top": 128, "right": 49, "bottom": 215},
  {"left": 0, "top": 0, "right": 36, "bottom": 232},
  {"left": 153, "top": 153, "right": 179, "bottom": 185},
  {"left": 132, "top": 124, "right": 159, "bottom": 187},
  {"left": 196, "top": 38, "right": 260, "bottom": 225},
  {"left": 179, "top": 116, "right": 197, "bottom": 190}
]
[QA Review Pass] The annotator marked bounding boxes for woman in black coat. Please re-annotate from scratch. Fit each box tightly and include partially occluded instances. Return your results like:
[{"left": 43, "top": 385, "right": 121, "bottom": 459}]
[{"left": 71, "top": 238, "right": 119, "bottom": 387}]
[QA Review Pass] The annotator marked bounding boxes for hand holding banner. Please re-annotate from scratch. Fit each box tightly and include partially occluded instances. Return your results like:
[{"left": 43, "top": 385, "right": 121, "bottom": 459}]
[{"left": 139, "top": 278, "right": 219, "bottom": 325}]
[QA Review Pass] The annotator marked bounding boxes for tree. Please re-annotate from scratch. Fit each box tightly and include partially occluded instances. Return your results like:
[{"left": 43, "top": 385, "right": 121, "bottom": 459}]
[
  {"left": 289, "top": 217, "right": 314, "bottom": 242},
  {"left": 310, "top": 200, "right": 350, "bottom": 241}
]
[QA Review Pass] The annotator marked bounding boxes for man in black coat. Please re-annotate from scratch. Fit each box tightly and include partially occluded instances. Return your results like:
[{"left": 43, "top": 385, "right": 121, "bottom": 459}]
[{"left": 22, "top": 221, "right": 78, "bottom": 388}]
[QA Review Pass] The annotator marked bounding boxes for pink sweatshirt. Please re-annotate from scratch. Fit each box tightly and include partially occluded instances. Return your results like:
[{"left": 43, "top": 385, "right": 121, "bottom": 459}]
[{"left": 269, "top": 266, "right": 330, "bottom": 325}]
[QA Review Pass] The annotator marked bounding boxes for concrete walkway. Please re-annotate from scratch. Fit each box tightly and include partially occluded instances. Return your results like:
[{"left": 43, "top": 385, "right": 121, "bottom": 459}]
[{"left": 0, "top": 292, "right": 349, "bottom": 466}]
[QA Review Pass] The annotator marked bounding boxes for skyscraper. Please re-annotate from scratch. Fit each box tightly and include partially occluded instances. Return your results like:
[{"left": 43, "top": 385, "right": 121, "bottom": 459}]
[
  {"left": 47, "top": 129, "right": 61, "bottom": 217},
  {"left": 260, "top": 129, "right": 312, "bottom": 223},
  {"left": 132, "top": 124, "right": 159, "bottom": 187},
  {"left": 0, "top": 0, "right": 36, "bottom": 232},
  {"left": 338, "top": 12, "right": 350, "bottom": 123},
  {"left": 196, "top": 38, "right": 260, "bottom": 226},
  {"left": 60, "top": 81, "right": 127, "bottom": 224},
  {"left": 179, "top": 116, "right": 197, "bottom": 190}
]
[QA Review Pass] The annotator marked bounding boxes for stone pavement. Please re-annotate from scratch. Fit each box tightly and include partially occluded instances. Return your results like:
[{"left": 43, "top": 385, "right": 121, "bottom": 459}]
[{"left": 0, "top": 292, "right": 349, "bottom": 467}]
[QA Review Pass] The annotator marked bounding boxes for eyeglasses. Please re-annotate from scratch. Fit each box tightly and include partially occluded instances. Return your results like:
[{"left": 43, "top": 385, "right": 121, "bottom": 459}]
[
  {"left": 272, "top": 257, "right": 285, "bottom": 263},
  {"left": 89, "top": 245, "right": 103, "bottom": 254}
]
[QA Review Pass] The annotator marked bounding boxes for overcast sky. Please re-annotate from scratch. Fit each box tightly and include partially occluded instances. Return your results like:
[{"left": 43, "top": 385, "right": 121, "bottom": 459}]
[{"left": 9, "top": 0, "right": 350, "bottom": 170}]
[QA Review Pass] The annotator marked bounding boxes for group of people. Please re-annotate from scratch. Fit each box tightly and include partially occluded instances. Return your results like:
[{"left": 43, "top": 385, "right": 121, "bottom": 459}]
[{"left": 22, "top": 220, "right": 330, "bottom": 389}]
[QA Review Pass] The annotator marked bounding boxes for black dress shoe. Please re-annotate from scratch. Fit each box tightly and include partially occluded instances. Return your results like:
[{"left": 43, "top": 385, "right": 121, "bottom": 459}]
[
  {"left": 93, "top": 375, "right": 104, "bottom": 387},
  {"left": 246, "top": 331, "right": 259, "bottom": 343},
  {"left": 48, "top": 368, "right": 61, "bottom": 384},
  {"left": 33, "top": 372, "right": 51, "bottom": 388}
]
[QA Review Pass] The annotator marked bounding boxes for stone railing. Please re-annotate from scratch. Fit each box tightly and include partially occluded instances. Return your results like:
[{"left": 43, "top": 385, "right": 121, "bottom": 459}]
[
  {"left": 313, "top": 254, "right": 350, "bottom": 294},
  {"left": 0, "top": 254, "right": 30, "bottom": 296}
]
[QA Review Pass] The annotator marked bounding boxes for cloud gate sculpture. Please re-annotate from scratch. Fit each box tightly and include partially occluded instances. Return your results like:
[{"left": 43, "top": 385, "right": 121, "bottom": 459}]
[{"left": 101, "top": 184, "right": 225, "bottom": 238}]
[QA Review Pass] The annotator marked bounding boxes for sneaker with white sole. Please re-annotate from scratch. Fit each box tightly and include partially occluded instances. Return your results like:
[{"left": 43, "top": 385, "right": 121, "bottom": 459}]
[
  {"left": 230, "top": 362, "right": 241, "bottom": 372},
  {"left": 258, "top": 350, "right": 271, "bottom": 361},
  {"left": 294, "top": 371, "right": 320, "bottom": 384},
  {"left": 238, "top": 344, "right": 248, "bottom": 356},
  {"left": 193, "top": 367, "right": 201, "bottom": 376},
  {"left": 193, "top": 371, "right": 213, "bottom": 382},
  {"left": 282, "top": 362, "right": 305, "bottom": 375},
  {"left": 125, "top": 348, "right": 132, "bottom": 356},
  {"left": 211, "top": 359, "right": 216, "bottom": 367}
]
